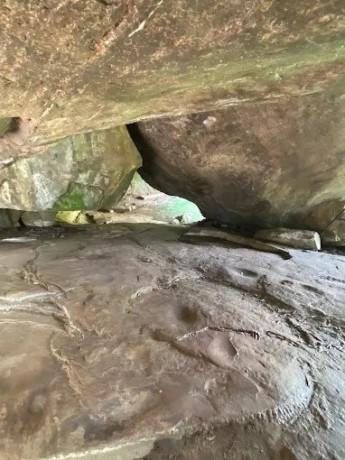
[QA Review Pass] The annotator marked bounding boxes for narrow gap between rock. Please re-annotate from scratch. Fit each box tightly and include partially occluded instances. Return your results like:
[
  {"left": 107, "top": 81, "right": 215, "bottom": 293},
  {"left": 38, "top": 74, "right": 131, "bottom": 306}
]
[{"left": 0, "top": 172, "right": 204, "bottom": 229}]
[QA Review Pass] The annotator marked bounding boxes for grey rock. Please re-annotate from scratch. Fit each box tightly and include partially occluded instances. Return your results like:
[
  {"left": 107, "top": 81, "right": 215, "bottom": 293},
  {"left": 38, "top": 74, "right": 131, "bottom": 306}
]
[
  {"left": 182, "top": 227, "right": 292, "bottom": 260},
  {"left": 321, "top": 210, "right": 345, "bottom": 247},
  {"left": 179, "top": 213, "right": 195, "bottom": 225},
  {"left": 0, "top": 209, "right": 21, "bottom": 228},
  {"left": 0, "top": 126, "right": 141, "bottom": 211},
  {"left": 20, "top": 211, "right": 56, "bottom": 227},
  {"left": 0, "top": 209, "right": 13, "bottom": 228},
  {"left": 255, "top": 228, "right": 321, "bottom": 251}
]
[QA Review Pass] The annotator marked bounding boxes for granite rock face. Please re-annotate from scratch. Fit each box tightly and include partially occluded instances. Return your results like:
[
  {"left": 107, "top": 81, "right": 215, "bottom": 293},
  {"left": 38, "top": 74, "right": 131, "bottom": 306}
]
[
  {"left": 0, "top": 125, "right": 141, "bottom": 211},
  {"left": 0, "top": 223, "right": 344, "bottom": 459},
  {"left": 131, "top": 93, "right": 345, "bottom": 231}
]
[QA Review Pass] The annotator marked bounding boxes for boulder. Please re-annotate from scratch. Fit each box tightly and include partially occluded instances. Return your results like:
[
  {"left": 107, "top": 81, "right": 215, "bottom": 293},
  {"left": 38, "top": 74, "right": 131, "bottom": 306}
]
[
  {"left": 131, "top": 94, "right": 345, "bottom": 231},
  {"left": 0, "top": 125, "right": 141, "bottom": 211}
]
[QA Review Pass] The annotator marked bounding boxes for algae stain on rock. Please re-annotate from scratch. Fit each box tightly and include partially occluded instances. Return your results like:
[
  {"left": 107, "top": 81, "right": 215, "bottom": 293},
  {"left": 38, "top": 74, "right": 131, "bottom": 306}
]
[
  {"left": 0, "top": 126, "right": 142, "bottom": 212},
  {"left": 54, "top": 189, "right": 87, "bottom": 211}
]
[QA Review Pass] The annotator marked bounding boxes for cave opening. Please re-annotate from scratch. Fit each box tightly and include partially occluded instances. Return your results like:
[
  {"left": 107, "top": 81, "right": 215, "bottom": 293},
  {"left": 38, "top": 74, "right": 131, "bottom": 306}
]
[
  {"left": 54, "top": 172, "right": 204, "bottom": 227},
  {"left": 0, "top": 172, "right": 204, "bottom": 229}
]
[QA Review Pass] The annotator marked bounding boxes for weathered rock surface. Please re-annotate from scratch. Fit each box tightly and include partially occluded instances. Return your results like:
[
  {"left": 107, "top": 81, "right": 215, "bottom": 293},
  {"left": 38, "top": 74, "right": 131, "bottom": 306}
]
[
  {"left": 0, "top": 125, "right": 141, "bottom": 211},
  {"left": 1, "top": 1, "right": 345, "bottom": 228},
  {"left": 0, "top": 1, "right": 345, "bottom": 145},
  {"left": 255, "top": 228, "right": 321, "bottom": 250},
  {"left": 132, "top": 93, "right": 345, "bottom": 231},
  {"left": 321, "top": 208, "right": 345, "bottom": 247},
  {"left": 20, "top": 211, "right": 56, "bottom": 228},
  {"left": 182, "top": 227, "right": 292, "bottom": 260},
  {"left": 0, "top": 223, "right": 344, "bottom": 459},
  {"left": 0, "top": 209, "right": 16, "bottom": 228}
]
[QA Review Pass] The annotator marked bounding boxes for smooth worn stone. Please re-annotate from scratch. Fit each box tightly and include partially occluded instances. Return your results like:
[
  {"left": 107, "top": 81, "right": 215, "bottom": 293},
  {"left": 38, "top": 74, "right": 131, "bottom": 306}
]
[
  {"left": 0, "top": 224, "right": 344, "bottom": 459},
  {"left": 131, "top": 94, "right": 345, "bottom": 232},
  {"left": 255, "top": 228, "right": 321, "bottom": 251},
  {"left": 181, "top": 228, "right": 292, "bottom": 260},
  {"left": 0, "top": 1, "right": 345, "bottom": 145},
  {"left": 0, "top": 126, "right": 141, "bottom": 211}
]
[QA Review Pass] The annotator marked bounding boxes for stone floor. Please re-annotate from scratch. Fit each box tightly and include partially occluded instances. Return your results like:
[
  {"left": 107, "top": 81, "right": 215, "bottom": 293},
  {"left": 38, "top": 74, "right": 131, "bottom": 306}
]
[{"left": 0, "top": 223, "right": 344, "bottom": 459}]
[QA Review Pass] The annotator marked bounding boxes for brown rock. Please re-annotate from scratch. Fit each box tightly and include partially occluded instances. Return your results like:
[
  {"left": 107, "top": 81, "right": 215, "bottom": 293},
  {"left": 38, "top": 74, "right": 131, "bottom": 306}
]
[
  {"left": 132, "top": 94, "right": 345, "bottom": 231},
  {"left": 0, "top": 1, "right": 345, "bottom": 144},
  {"left": 0, "top": 224, "right": 344, "bottom": 459}
]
